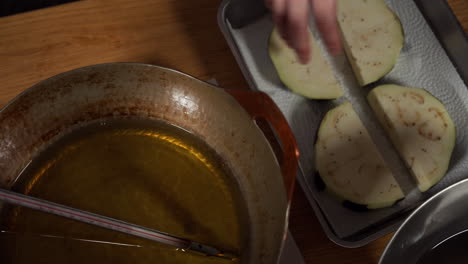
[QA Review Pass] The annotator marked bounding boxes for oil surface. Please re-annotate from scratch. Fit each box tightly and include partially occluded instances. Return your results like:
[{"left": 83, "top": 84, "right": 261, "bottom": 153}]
[
  {"left": 0, "top": 120, "right": 243, "bottom": 264},
  {"left": 417, "top": 230, "right": 468, "bottom": 264}
]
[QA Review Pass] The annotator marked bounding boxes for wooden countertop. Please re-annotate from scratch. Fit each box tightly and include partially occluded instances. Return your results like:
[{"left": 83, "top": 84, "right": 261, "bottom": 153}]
[{"left": 0, "top": 0, "right": 466, "bottom": 263}]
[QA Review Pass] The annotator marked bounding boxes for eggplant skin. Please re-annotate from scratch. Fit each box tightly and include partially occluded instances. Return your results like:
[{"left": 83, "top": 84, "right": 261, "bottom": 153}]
[
  {"left": 342, "top": 200, "right": 369, "bottom": 212},
  {"left": 314, "top": 172, "right": 327, "bottom": 192},
  {"left": 316, "top": 167, "right": 401, "bottom": 211}
]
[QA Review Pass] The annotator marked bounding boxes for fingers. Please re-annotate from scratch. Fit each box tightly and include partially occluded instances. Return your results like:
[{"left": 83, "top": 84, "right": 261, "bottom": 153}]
[
  {"left": 271, "top": 0, "right": 288, "bottom": 39},
  {"left": 271, "top": 0, "right": 286, "bottom": 25},
  {"left": 287, "top": 0, "right": 311, "bottom": 63},
  {"left": 311, "top": 0, "right": 342, "bottom": 55},
  {"left": 269, "top": 0, "right": 311, "bottom": 64},
  {"left": 268, "top": 0, "right": 341, "bottom": 60}
]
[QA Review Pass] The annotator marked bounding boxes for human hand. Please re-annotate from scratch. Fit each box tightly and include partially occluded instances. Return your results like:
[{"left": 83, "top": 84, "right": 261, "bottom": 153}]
[{"left": 266, "top": 0, "right": 341, "bottom": 64}]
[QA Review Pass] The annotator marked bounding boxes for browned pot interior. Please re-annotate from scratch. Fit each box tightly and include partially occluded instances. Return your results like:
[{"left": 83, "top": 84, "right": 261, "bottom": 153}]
[{"left": 0, "top": 63, "right": 293, "bottom": 263}]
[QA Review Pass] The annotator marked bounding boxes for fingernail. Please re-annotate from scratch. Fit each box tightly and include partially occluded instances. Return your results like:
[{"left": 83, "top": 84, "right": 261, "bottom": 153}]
[
  {"left": 299, "top": 53, "right": 310, "bottom": 64},
  {"left": 328, "top": 43, "right": 342, "bottom": 56},
  {"left": 335, "top": 46, "right": 343, "bottom": 55},
  {"left": 298, "top": 47, "right": 311, "bottom": 64}
]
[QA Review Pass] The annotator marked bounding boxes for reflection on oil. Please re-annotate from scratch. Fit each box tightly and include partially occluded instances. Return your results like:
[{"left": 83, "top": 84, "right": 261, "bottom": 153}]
[{"left": 0, "top": 119, "right": 244, "bottom": 264}]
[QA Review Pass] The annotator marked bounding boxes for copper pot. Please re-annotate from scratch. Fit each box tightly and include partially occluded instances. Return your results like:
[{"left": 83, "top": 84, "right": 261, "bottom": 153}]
[{"left": 0, "top": 63, "right": 298, "bottom": 264}]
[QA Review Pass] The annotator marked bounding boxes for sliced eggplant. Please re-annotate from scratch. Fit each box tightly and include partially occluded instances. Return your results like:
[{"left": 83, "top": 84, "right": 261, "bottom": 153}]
[
  {"left": 368, "top": 84, "right": 456, "bottom": 192},
  {"left": 269, "top": 28, "right": 343, "bottom": 99},
  {"left": 337, "top": 0, "right": 404, "bottom": 86},
  {"left": 315, "top": 102, "right": 404, "bottom": 209}
]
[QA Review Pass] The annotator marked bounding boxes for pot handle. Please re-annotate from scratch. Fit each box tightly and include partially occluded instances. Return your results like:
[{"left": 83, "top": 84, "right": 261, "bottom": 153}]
[{"left": 226, "top": 90, "right": 299, "bottom": 201}]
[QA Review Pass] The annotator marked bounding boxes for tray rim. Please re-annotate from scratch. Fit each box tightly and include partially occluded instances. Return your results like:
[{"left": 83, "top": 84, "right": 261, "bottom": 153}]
[{"left": 414, "top": 0, "right": 468, "bottom": 87}]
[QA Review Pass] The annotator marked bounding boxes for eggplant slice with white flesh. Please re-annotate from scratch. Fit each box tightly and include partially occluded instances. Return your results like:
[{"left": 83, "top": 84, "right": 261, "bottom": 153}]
[
  {"left": 315, "top": 102, "right": 404, "bottom": 209},
  {"left": 368, "top": 84, "right": 456, "bottom": 192},
  {"left": 269, "top": 28, "right": 343, "bottom": 99},
  {"left": 337, "top": 0, "right": 404, "bottom": 86}
]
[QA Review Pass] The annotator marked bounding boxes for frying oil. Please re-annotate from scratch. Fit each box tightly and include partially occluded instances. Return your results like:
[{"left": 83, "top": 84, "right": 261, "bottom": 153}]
[{"left": 0, "top": 119, "right": 244, "bottom": 264}]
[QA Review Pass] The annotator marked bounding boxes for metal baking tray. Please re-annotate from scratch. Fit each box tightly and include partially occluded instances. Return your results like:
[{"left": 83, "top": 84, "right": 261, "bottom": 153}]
[{"left": 218, "top": 0, "right": 468, "bottom": 247}]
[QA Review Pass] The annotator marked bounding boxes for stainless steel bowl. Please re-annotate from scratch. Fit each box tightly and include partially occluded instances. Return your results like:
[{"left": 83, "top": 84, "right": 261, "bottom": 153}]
[{"left": 380, "top": 178, "right": 468, "bottom": 263}]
